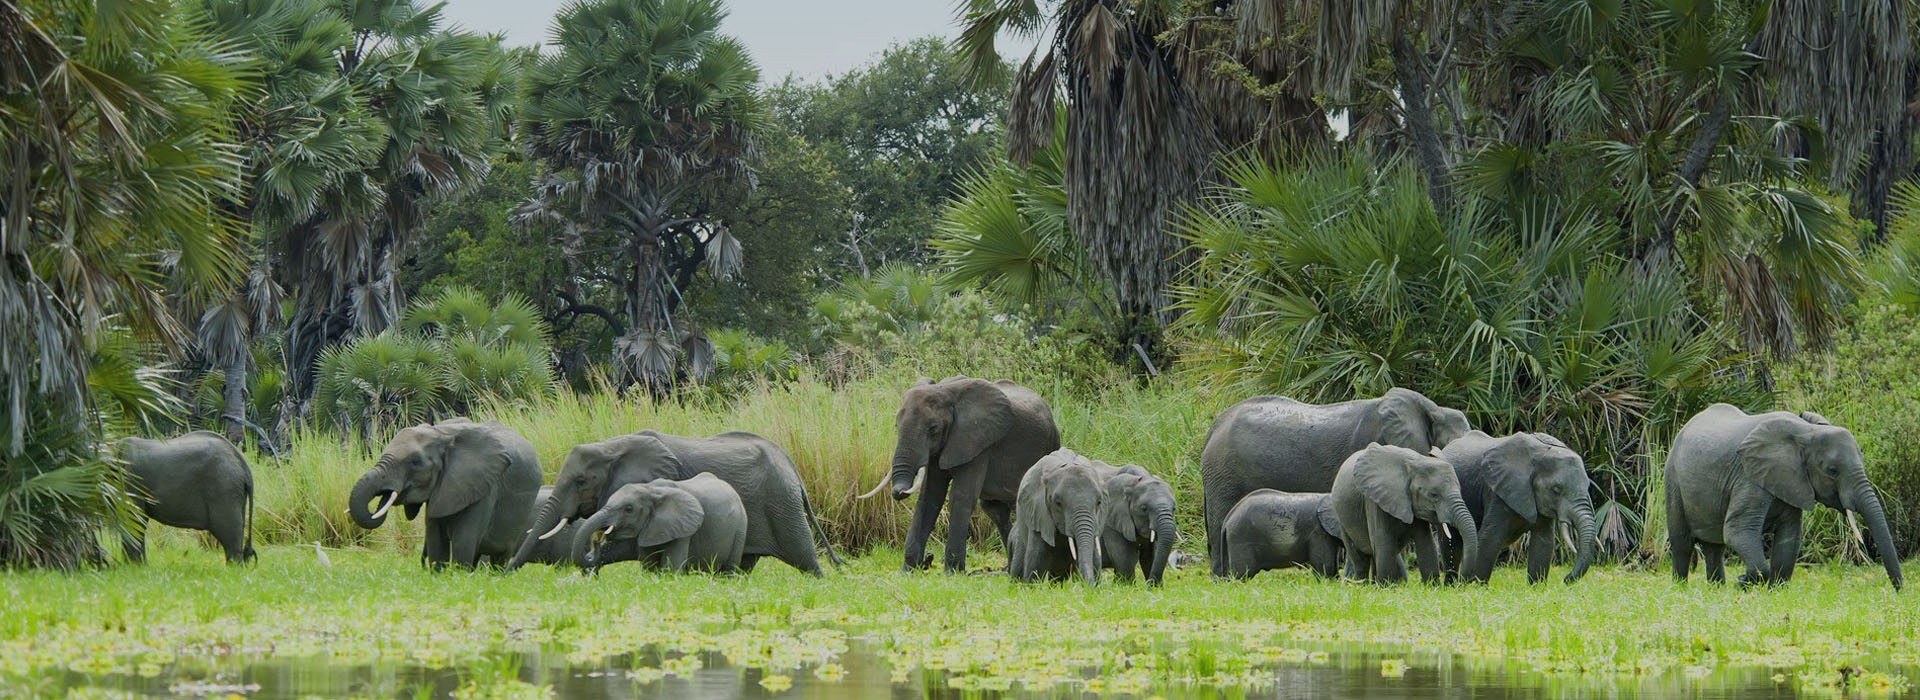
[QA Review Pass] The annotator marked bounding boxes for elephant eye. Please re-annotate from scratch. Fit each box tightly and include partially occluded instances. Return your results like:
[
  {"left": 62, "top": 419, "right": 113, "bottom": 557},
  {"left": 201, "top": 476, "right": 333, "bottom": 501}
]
[{"left": 1827, "top": 466, "right": 1839, "bottom": 476}]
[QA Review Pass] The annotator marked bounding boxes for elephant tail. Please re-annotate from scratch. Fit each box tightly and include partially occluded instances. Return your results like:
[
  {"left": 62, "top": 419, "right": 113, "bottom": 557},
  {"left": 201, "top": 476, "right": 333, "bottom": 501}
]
[
  {"left": 800, "top": 486, "right": 845, "bottom": 568},
  {"left": 243, "top": 473, "right": 255, "bottom": 562}
]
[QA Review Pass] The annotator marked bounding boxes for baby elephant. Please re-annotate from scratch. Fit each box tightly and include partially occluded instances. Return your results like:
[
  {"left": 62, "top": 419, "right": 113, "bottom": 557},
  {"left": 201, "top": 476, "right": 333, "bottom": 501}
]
[
  {"left": 573, "top": 473, "right": 746, "bottom": 574},
  {"left": 516, "top": 487, "right": 652, "bottom": 568},
  {"left": 1008, "top": 448, "right": 1110, "bottom": 585},
  {"left": 1221, "top": 490, "right": 1343, "bottom": 579},
  {"left": 116, "top": 431, "right": 256, "bottom": 563},
  {"left": 1331, "top": 443, "right": 1479, "bottom": 584},
  {"left": 1097, "top": 465, "right": 1178, "bottom": 585}
]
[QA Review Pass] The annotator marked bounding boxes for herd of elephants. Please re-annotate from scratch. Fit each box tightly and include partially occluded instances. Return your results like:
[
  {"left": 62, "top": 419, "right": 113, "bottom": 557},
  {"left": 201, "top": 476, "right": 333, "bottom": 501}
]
[{"left": 115, "top": 377, "right": 1904, "bottom": 590}]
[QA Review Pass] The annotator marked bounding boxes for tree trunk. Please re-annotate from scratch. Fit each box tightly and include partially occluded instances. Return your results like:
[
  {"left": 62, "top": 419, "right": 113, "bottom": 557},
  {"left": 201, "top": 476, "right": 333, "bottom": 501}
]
[
  {"left": 1854, "top": 59, "right": 1919, "bottom": 243},
  {"left": 222, "top": 361, "right": 247, "bottom": 444},
  {"left": 1390, "top": 35, "right": 1450, "bottom": 216}
]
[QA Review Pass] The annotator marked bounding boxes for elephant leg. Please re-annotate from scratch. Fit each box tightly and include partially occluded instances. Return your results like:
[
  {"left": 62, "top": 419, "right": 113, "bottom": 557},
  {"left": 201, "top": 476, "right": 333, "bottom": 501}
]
[
  {"left": 423, "top": 518, "right": 451, "bottom": 571},
  {"left": 208, "top": 503, "right": 250, "bottom": 564},
  {"left": 900, "top": 469, "right": 952, "bottom": 572},
  {"left": 122, "top": 517, "right": 148, "bottom": 565},
  {"left": 739, "top": 554, "right": 761, "bottom": 572},
  {"left": 1368, "top": 508, "right": 1406, "bottom": 584},
  {"left": 1699, "top": 543, "right": 1727, "bottom": 584},
  {"left": 1310, "top": 536, "right": 1340, "bottom": 578},
  {"left": 1768, "top": 509, "right": 1803, "bottom": 584},
  {"left": 1666, "top": 474, "right": 1694, "bottom": 582},
  {"left": 1471, "top": 502, "right": 1514, "bottom": 583},
  {"left": 1103, "top": 531, "right": 1137, "bottom": 582},
  {"left": 769, "top": 503, "right": 823, "bottom": 577},
  {"left": 1525, "top": 522, "right": 1555, "bottom": 584},
  {"left": 981, "top": 500, "right": 1014, "bottom": 552},
  {"left": 941, "top": 462, "right": 990, "bottom": 573},
  {"left": 1410, "top": 525, "right": 1443, "bottom": 584},
  {"left": 664, "top": 538, "right": 692, "bottom": 572},
  {"left": 1344, "top": 545, "right": 1370, "bottom": 580},
  {"left": 1204, "top": 481, "right": 1243, "bottom": 578},
  {"left": 1723, "top": 487, "right": 1773, "bottom": 587}
]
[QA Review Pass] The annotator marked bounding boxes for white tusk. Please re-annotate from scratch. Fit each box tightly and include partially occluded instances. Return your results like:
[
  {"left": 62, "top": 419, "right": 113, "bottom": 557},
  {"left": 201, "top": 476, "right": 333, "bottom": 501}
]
[
  {"left": 1068, "top": 537, "right": 1078, "bottom": 560},
  {"left": 1441, "top": 523, "right": 1452, "bottom": 540},
  {"left": 1559, "top": 522, "right": 1576, "bottom": 552},
  {"left": 370, "top": 491, "right": 400, "bottom": 520},
  {"left": 901, "top": 467, "right": 927, "bottom": 496},
  {"left": 855, "top": 473, "right": 890, "bottom": 500},
  {"left": 603, "top": 524, "right": 615, "bottom": 537},
  {"left": 1846, "top": 512, "right": 1866, "bottom": 548},
  {"left": 536, "top": 517, "right": 571, "bottom": 541},
  {"left": 1148, "top": 529, "right": 1155, "bottom": 544}
]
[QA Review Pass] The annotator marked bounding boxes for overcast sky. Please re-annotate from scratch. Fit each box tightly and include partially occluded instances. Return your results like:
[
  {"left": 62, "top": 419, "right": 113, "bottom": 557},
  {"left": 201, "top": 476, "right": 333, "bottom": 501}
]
[{"left": 437, "top": 0, "right": 1042, "bottom": 81}]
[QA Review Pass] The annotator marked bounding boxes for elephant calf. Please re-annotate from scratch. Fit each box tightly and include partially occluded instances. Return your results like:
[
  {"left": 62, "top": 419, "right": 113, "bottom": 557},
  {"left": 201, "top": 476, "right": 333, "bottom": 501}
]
[
  {"left": 117, "top": 431, "right": 256, "bottom": 563},
  {"left": 1221, "top": 490, "right": 1342, "bottom": 579},
  {"left": 1330, "top": 443, "right": 1479, "bottom": 584},
  {"left": 574, "top": 473, "right": 747, "bottom": 574},
  {"left": 1097, "top": 464, "right": 1178, "bottom": 585},
  {"left": 1008, "top": 449, "right": 1109, "bottom": 585},
  {"left": 1440, "top": 431, "right": 1596, "bottom": 584},
  {"left": 513, "top": 488, "right": 653, "bottom": 568},
  {"left": 1666, "top": 404, "right": 1901, "bottom": 590}
]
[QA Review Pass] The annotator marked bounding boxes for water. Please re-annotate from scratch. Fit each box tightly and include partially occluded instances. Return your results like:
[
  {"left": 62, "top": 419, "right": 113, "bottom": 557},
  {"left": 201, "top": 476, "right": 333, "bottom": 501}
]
[{"left": 35, "top": 643, "right": 1911, "bottom": 699}]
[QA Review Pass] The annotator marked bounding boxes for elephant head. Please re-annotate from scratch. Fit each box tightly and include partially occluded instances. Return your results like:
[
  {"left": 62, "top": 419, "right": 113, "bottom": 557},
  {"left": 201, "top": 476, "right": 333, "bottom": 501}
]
[
  {"left": 1019, "top": 450, "right": 1107, "bottom": 585},
  {"left": 1099, "top": 466, "right": 1177, "bottom": 584},
  {"left": 507, "top": 433, "right": 683, "bottom": 570},
  {"left": 1381, "top": 388, "right": 1473, "bottom": 451},
  {"left": 572, "top": 480, "right": 704, "bottom": 570},
  {"left": 1476, "top": 433, "right": 1596, "bottom": 583},
  {"left": 860, "top": 377, "right": 1012, "bottom": 501},
  {"left": 1355, "top": 443, "right": 1479, "bottom": 576},
  {"left": 350, "top": 421, "right": 500, "bottom": 529},
  {"left": 1740, "top": 415, "right": 1902, "bottom": 589}
]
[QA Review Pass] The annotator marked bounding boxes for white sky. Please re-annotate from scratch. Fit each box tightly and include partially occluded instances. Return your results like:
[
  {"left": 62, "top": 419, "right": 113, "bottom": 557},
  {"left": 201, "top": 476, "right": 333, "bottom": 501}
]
[{"left": 436, "top": 0, "right": 1044, "bottom": 80}]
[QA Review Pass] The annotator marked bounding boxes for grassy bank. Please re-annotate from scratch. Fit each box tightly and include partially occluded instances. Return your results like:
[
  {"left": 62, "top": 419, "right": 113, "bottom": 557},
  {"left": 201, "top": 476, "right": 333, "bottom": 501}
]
[
  {"left": 252, "top": 367, "right": 1229, "bottom": 555},
  {"left": 2, "top": 543, "right": 1916, "bottom": 697}
]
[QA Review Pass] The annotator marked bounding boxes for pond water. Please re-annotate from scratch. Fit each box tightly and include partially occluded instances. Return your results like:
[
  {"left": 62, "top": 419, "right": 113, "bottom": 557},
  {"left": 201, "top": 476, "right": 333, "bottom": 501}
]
[{"left": 37, "top": 642, "right": 1912, "bottom": 699}]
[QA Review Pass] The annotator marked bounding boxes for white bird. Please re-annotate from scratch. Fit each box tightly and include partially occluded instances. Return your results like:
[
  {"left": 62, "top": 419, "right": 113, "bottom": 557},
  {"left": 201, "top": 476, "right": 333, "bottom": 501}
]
[{"left": 312, "top": 542, "right": 331, "bottom": 567}]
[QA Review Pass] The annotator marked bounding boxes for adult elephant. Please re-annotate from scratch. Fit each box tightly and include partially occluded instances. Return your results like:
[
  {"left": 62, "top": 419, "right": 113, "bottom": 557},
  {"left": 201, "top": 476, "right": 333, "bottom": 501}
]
[
  {"left": 1441, "top": 431, "right": 1596, "bottom": 584},
  {"left": 349, "top": 418, "right": 542, "bottom": 569},
  {"left": 856, "top": 376, "right": 1060, "bottom": 573},
  {"left": 117, "top": 431, "right": 255, "bottom": 563},
  {"left": 1666, "top": 404, "right": 1901, "bottom": 590},
  {"left": 506, "top": 430, "right": 840, "bottom": 575},
  {"left": 1200, "top": 388, "right": 1471, "bottom": 577}
]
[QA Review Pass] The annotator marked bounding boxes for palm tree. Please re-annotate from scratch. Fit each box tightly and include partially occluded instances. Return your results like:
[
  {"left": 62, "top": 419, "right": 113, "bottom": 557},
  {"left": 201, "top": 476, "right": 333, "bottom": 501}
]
[
  {"left": 518, "top": 0, "right": 762, "bottom": 390},
  {"left": 1, "top": 0, "right": 250, "bottom": 566},
  {"left": 277, "top": 0, "right": 518, "bottom": 407}
]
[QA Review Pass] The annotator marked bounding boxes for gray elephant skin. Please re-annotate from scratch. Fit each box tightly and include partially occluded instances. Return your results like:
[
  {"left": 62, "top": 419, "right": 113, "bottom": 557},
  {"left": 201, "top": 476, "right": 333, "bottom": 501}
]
[
  {"left": 117, "top": 431, "right": 256, "bottom": 563},
  {"left": 859, "top": 376, "right": 1060, "bottom": 573},
  {"left": 508, "top": 430, "right": 838, "bottom": 574},
  {"left": 1441, "top": 431, "right": 1596, "bottom": 584},
  {"left": 1330, "top": 443, "right": 1479, "bottom": 584},
  {"left": 349, "top": 418, "right": 541, "bottom": 569},
  {"left": 573, "top": 473, "right": 746, "bottom": 574},
  {"left": 1221, "top": 490, "right": 1342, "bottom": 579},
  {"left": 1007, "top": 449, "right": 1108, "bottom": 585},
  {"left": 1097, "top": 464, "right": 1178, "bottom": 585},
  {"left": 513, "top": 487, "right": 651, "bottom": 568},
  {"left": 1665, "top": 404, "right": 1901, "bottom": 589},
  {"left": 1200, "top": 388, "right": 1471, "bottom": 577}
]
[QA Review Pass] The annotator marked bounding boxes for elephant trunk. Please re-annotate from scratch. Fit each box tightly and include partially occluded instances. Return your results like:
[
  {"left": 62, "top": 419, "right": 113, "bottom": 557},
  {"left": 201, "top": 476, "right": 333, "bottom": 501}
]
[
  {"left": 887, "top": 435, "right": 929, "bottom": 501},
  {"left": 1563, "top": 498, "right": 1597, "bottom": 584},
  {"left": 1450, "top": 500, "right": 1479, "bottom": 585},
  {"left": 1147, "top": 510, "right": 1176, "bottom": 585},
  {"left": 571, "top": 510, "right": 616, "bottom": 571},
  {"left": 1072, "top": 512, "right": 1101, "bottom": 586},
  {"left": 348, "top": 456, "right": 397, "bottom": 530},
  {"left": 1849, "top": 482, "right": 1902, "bottom": 591},
  {"left": 507, "top": 489, "right": 568, "bottom": 571}
]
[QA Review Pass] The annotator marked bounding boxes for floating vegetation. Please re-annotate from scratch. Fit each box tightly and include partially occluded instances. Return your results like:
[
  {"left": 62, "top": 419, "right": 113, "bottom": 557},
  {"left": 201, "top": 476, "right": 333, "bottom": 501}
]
[{"left": 1, "top": 544, "right": 1916, "bottom": 697}]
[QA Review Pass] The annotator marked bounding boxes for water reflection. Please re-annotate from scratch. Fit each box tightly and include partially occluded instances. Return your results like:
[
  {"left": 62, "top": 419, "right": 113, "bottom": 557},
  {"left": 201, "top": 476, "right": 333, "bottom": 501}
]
[{"left": 49, "top": 643, "right": 1903, "bottom": 699}]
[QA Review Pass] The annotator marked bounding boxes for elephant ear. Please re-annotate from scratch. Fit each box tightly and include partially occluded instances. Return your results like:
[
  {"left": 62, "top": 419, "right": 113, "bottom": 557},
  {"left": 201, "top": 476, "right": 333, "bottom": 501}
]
[
  {"left": 1355, "top": 446, "right": 1416, "bottom": 524},
  {"left": 1099, "top": 472, "right": 1142, "bottom": 541},
  {"left": 1314, "top": 496, "right": 1343, "bottom": 539},
  {"left": 1017, "top": 452, "right": 1065, "bottom": 546},
  {"left": 428, "top": 425, "right": 508, "bottom": 519},
  {"left": 1798, "top": 411, "right": 1832, "bottom": 426},
  {"left": 1376, "top": 393, "right": 1427, "bottom": 450},
  {"left": 635, "top": 485, "right": 705, "bottom": 547},
  {"left": 623, "top": 433, "right": 687, "bottom": 483},
  {"left": 1483, "top": 437, "right": 1539, "bottom": 523},
  {"left": 939, "top": 380, "right": 1014, "bottom": 469},
  {"left": 1738, "top": 418, "right": 1816, "bottom": 511}
]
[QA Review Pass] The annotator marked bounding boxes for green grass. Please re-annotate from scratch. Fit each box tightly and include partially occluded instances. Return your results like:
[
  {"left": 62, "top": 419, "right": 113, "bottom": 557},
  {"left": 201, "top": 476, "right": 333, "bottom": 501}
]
[{"left": 3, "top": 541, "right": 1915, "bottom": 696}]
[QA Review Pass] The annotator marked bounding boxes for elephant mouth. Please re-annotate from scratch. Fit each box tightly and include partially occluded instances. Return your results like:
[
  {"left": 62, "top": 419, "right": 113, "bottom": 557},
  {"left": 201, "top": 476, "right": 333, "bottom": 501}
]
[
  {"left": 889, "top": 467, "right": 926, "bottom": 501},
  {"left": 366, "top": 490, "right": 402, "bottom": 520}
]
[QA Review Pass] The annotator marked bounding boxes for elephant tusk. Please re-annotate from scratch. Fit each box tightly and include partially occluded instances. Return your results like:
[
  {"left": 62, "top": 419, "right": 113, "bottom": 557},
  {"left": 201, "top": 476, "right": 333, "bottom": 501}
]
[
  {"left": 1441, "top": 523, "right": 1452, "bottom": 540},
  {"left": 901, "top": 467, "right": 927, "bottom": 496},
  {"left": 369, "top": 491, "right": 400, "bottom": 520},
  {"left": 1068, "top": 537, "right": 1077, "bottom": 560},
  {"left": 1148, "top": 529, "right": 1155, "bottom": 544},
  {"left": 1846, "top": 512, "right": 1866, "bottom": 549},
  {"left": 602, "top": 524, "right": 616, "bottom": 537},
  {"left": 1559, "top": 522, "right": 1576, "bottom": 552},
  {"left": 536, "top": 517, "right": 571, "bottom": 541},
  {"left": 855, "top": 473, "right": 890, "bottom": 500}
]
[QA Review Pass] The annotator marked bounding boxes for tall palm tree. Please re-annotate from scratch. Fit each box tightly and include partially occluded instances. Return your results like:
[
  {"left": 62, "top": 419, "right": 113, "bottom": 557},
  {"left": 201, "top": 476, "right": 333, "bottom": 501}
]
[
  {"left": 518, "top": 0, "right": 762, "bottom": 390},
  {"left": 278, "top": 0, "right": 518, "bottom": 407},
  {"left": 1, "top": 0, "right": 250, "bottom": 566}
]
